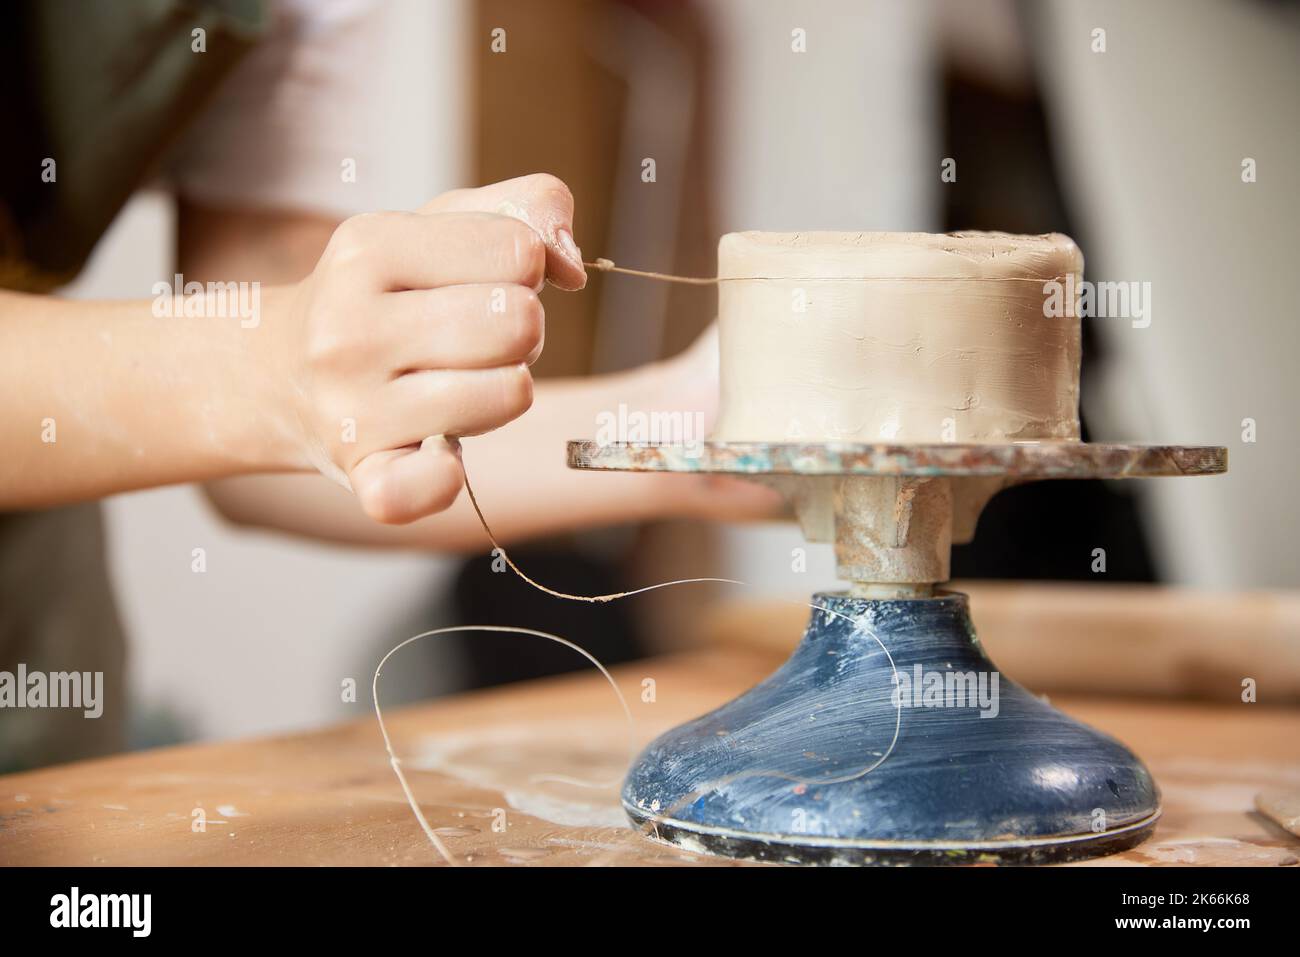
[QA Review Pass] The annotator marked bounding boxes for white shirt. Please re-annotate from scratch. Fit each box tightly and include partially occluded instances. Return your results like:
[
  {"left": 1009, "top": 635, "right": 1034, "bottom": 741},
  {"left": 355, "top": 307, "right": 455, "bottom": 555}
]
[{"left": 166, "top": 0, "right": 396, "bottom": 219}]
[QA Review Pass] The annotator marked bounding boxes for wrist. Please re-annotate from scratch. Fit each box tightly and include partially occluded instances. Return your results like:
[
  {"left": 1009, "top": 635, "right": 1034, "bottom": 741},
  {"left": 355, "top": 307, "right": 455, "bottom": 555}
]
[{"left": 234, "top": 283, "right": 313, "bottom": 474}]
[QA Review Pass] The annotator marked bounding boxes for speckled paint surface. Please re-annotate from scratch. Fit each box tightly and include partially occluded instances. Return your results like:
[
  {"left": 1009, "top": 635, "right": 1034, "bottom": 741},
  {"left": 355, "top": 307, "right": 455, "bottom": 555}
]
[
  {"left": 569, "top": 440, "right": 1226, "bottom": 478},
  {"left": 623, "top": 593, "right": 1160, "bottom": 863}
]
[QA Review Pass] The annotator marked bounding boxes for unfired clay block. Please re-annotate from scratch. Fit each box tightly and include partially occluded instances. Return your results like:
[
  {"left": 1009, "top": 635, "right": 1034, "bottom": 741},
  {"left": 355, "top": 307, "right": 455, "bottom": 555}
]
[{"left": 711, "top": 231, "right": 1084, "bottom": 444}]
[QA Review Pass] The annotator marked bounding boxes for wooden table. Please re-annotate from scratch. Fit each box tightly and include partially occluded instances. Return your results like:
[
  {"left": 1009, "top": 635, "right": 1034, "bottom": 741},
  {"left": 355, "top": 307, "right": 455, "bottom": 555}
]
[{"left": 1, "top": 647, "right": 1297, "bottom": 866}]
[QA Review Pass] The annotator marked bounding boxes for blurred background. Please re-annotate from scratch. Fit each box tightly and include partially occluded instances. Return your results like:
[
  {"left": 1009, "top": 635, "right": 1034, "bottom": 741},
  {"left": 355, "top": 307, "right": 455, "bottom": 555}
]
[{"left": 12, "top": 0, "right": 1298, "bottom": 765}]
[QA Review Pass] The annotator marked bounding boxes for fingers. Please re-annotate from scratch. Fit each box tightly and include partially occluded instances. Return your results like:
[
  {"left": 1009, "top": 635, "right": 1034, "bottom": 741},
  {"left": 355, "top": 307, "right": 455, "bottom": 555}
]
[
  {"left": 350, "top": 437, "right": 465, "bottom": 525},
  {"left": 323, "top": 210, "right": 546, "bottom": 292},
  {"left": 385, "top": 284, "right": 544, "bottom": 371},
  {"left": 299, "top": 175, "right": 585, "bottom": 525},
  {"left": 358, "top": 364, "right": 534, "bottom": 452},
  {"left": 420, "top": 173, "right": 587, "bottom": 291}
]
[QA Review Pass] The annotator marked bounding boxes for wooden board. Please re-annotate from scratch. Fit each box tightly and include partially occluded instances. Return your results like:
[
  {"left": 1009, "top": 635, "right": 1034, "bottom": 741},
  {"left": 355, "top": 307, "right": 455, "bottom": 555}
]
[{"left": 0, "top": 647, "right": 1296, "bottom": 866}]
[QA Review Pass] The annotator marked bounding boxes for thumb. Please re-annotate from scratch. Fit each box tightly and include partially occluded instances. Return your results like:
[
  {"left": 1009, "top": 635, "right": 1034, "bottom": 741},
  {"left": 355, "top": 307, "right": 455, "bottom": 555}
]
[{"left": 421, "top": 173, "right": 587, "bottom": 291}]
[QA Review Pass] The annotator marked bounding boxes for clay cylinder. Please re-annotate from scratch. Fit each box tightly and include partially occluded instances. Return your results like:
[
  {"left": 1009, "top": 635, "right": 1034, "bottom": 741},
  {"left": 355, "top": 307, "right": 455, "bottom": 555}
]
[{"left": 711, "top": 231, "right": 1084, "bottom": 444}]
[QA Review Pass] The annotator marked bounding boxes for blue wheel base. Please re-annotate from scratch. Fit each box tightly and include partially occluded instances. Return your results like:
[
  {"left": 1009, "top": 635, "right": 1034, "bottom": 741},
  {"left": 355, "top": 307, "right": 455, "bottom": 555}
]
[{"left": 623, "top": 592, "right": 1159, "bottom": 865}]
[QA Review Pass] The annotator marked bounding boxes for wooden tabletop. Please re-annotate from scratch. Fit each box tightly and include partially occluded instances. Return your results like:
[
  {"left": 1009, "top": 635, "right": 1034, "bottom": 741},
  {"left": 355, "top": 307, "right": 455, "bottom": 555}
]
[{"left": 1, "top": 647, "right": 1297, "bottom": 867}]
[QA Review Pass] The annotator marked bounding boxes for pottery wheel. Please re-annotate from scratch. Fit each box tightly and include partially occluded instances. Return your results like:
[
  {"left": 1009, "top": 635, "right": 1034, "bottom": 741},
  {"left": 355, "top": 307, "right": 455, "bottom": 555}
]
[{"left": 567, "top": 438, "right": 1228, "bottom": 865}]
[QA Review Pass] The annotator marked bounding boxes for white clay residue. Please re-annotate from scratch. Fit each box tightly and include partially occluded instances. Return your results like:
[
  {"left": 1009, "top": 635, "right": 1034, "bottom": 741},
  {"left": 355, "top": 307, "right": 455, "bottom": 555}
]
[{"left": 409, "top": 724, "right": 629, "bottom": 830}]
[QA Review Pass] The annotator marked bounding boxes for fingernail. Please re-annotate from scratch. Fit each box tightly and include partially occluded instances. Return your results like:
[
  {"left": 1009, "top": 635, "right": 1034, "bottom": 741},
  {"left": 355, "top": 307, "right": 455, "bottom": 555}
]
[{"left": 557, "top": 227, "right": 583, "bottom": 269}]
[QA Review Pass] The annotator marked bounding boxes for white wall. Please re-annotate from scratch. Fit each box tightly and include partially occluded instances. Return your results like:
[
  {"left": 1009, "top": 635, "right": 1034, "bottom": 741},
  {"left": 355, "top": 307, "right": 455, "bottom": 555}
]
[{"left": 1033, "top": 0, "right": 1300, "bottom": 587}]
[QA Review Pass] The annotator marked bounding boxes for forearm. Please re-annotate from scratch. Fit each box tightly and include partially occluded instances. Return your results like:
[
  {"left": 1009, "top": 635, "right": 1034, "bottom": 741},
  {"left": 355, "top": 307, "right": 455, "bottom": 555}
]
[{"left": 0, "top": 288, "right": 300, "bottom": 508}]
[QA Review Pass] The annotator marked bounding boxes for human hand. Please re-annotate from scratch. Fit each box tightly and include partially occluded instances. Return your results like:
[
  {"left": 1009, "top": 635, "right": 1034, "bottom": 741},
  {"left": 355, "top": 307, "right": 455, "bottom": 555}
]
[{"left": 272, "top": 174, "right": 584, "bottom": 524}]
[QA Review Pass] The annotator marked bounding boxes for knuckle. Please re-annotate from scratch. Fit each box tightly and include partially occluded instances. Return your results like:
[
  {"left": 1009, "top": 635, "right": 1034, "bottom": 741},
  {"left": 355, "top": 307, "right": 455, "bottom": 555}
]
[
  {"left": 324, "top": 214, "right": 378, "bottom": 271},
  {"left": 434, "top": 187, "right": 471, "bottom": 208},
  {"left": 509, "top": 286, "right": 545, "bottom": 355},
  {"left": 500, "top": 364, "right": 534, "bottom": 417},
  {"left": 524, "top": 172, "right": 573, "bottom": 209},
  {"left": 354, "top": 471, "right": 402, "bottom": 525},
  {"left": 426, "top": 456, "right": 464, "bottom": 512},
  {"left": 504, "top": 219, "right": 546, "bottom": 285}
]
